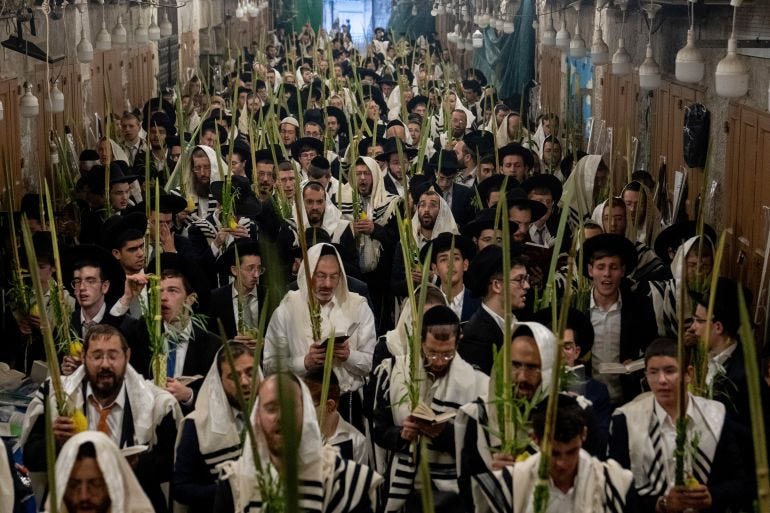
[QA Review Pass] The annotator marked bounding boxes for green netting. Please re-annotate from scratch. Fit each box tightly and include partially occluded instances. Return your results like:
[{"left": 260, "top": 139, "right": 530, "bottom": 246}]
[
  {"left": 285, "top": 0, "right": 322, "bottom": 32},
  {"left": 388, "top": 1, "right": 435, "bottom": 39},
  {"left": 472, "top": 0, "right": 536, "bottom": 101}
]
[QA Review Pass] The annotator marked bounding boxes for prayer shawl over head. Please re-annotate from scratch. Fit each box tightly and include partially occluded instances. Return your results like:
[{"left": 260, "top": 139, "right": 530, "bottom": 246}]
[
  {"left": 454, "top": 322, "right": 557, "bottom": 513},
  {"left": 649, "top": 236, "right": 714, "bottom": 338},
  {"left": 288, "top": 195, "right": 351, "bottom": 245},
  {"left": 384, "top": 285, "right": 448, "bottom": 357},
  {"left": 372, "top": 351, "right": 489, "bottom": 513},
  {"left": 20, "top": 364, "right": 181, "bottom": 449},
  {"left": 217, "top": 375, "right": 382, "bottom": 513},
  {"left": 411, "top": 192, "right": 460, "bottom": 248},
  {"left": 561, "top": 154, "right": 603, "bottom": 230},
  {"left": 48, "top": 431, "right": 154, "bottom": 513},
  {"left": 167, "top": 144, "right": 226, "bottom": 218},
  {"left": 495, "top": 113, "right": 529, "bottom": 148},
  {"left": 338, "top": 156, "right": 400, "bottom": 226},
  {"left": 481, "top": 449, "right": 633, "bottom": 513},
  {"left": 263, "top": 243, "right": 370, "bottom": 392},
  {"left": 182, "top": 349, "right": 263, "bottom": 476},
  {"left": 614, "top": 392, "right": 724, "bottom": 497}
]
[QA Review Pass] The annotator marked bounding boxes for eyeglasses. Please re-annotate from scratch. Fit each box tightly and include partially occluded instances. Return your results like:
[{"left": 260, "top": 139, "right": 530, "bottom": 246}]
[
  {"left": 192, "top": 165, "right": 211, "bottom": 174},
  {"left": 511, "top": 274, "right": 531, "bottom": 285},
  {"left": 424, "top": 351, "right": 455, "bottom": 362},
  {"left": 511, "top": 361, "right": 541, "bottom": 375},
  {"left": 66, "top": 477, "right": 107, "bottom": 495},
  {"left": 71, "top": 278, "right": 103, "bottom": 289},
  {"left": 86, "top": 351, "right": 124, "bottom": 363},
  {"left": 242, "top": 264, "right": 266, "bottom": 276}
]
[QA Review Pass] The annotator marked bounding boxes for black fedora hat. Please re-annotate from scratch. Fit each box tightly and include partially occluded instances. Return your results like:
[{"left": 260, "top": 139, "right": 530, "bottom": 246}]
[
  {"left": 374, "top": 138, "right": 418, "bottom": 162},
  {"left": 463, "top": 130, "right": 495, "bottom": 158},
  {"left": 465, "top": 244, "right": 528, "bottom": 298},
  {"left": 581, "top": 233, "right": 637, "bottom": 277},
  {"left": 135, "top": 190, "right": 188, "bottom": 215},
  {"left": 427, "top": 149, "right": 462, "bottom": 175},
  {"left": 522, "top": 173, "right": 563, "bottom": 204},
  {"left": 290, "top": 137, "right": 324, "bottom": 162},
  {"left": 498, "top": 143, "right": 535, "bottom": 169},
  {"left": 63, "top": 244, "right": 126, "bottom": 297},
  {"left": 324, "top": 106, "right": 349, "bottom": 135},
  {"left": 477, "top": 175, "right": 519, "bottom": 208},
  {"left": 219, "top": 239, "right": 262, "bottom": 273},
  {"left": 653, "top": 220, "right": 717, "bottom": 264},
  {"left": 210, "top": 175, "right": 262, "bottom": 218},
  {"left": 108, "top": 161, "right": 139, "bottom": 185},
  {"left": 461, "top": 207, "right": 518, "bottom": 239},
  {"left": 253, "top": 144, "right": 287, "bottom": 164},
  {"left": 419, "top": 232, "right": 476, "bottom": 264},
  {"left": 146, "top": 251, "right": 210, "bottom": 311},
  {"left": 406, "top": 95, "right": 429, "bottom": 113},
  {"left": 505, "top": 188, "right": 548, "bottom": 222},
  {"left": 409, "top": 175, "right": 438, "bottom": 204},
  {"left": 100, "top": 211, "right": 148, "bottom": 251}
]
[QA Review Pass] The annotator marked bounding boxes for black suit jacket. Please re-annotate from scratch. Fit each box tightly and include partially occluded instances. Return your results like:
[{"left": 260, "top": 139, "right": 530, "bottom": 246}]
[
  {"left": 459, "top": 289, "right": 481, "bottom": 322},
  {"left": 207, "top": 284, "right": 267, "bottom": 339},
  {"left": 617, "top": 282, "right": 658, "bottom": 403},
  {"left": 448, "top": 183, "right": 476, "bottom": 227},
  {"left": 383, "top": 172, "right": 401, "bottom": 196},
  {"left": 459, "top": 306, "right": 502, "bottom": 375}
]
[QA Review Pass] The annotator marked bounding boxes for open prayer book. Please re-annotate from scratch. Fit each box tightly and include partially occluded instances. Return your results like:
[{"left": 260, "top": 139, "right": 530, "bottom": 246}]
[
  {"left": 597, "top": 359, "right": 645, "bottom": 375},
  {"left": 410, "top": 402, "right": 456, "bottom": 425},
  {"left": 175, "top": 375, "right": 203, "bottom": 386},
  {"left": 320, "top": 322, "right": 359, "bottom": 346}
]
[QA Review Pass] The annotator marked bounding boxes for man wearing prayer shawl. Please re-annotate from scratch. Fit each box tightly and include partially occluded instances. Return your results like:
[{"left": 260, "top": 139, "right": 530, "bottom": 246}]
[
  {"left": 21, "top": 324, "right": 182, "bottom": 513},
  {"left": 264, "top": 243, "right": 376, "bottom": 430},
  {"left": 215, "top": 372, "right": 382, "bottom": 512},
  {"left": 370, "top": 306, "right": 489, "bottom": 513},
  {"left": 479, "top": 394, "right": 635, "bottom": 513},
  {"left": 454, "top": 322, "right": 556, "bottom": 513},
  {"left": 174, "top": 342, "right": 258, "bottom": 513},
  {"left": 608, "top": 338, "right": 748, "bottom": 513},
  {"left": 52, "top": 431, "right": 155, "bottom": 513},
  {"left": 168, "top": 144, "right": 224, "bottom": 222}
]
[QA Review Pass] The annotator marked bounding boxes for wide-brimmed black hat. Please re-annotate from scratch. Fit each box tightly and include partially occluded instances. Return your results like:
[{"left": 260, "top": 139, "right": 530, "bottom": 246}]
[
  {"left": 100, "top": 211, "right": 148, "bottom": 251},
  {"left": 199, "top": 120, "right": 229, "bottom": 146},
  {"left": 406, "top": 95, "right": 429, "bottom": 113},
  {"left": 374, "top": 138, "right": 418, "bottom": 162},
  {"left": 135, "top": 191, "right": 187, "bottom": 215},
  {"left": 463, "top": 130, "right": 495, "bottom": 158},
  {"left": 409, "top": 175, "right": 438, "bottom": 204},
  {"left": 253, "top": 144, "right": 287, "bottom": 164},
  {"left": 690, "top": 277, "right": 750, "bottom": 337},
  {"left": 466, "top": 68, "right": 488, "bottom": 87},
  {"left": 146, "top": 252, "right": 210, "bottom": 310},
  {"left": 219, "top": 239, "right": 262, "bottom": 273},
  {"left": 357, "top": 68, "right": 381, "bottom": 83},
  {"left": 653, "top": 220, "right": 717, "bottom": 264},
  {"left": 142, "top": 97, "right": 176, "bottom": 131},
  {"left": 419, "top": 232, "right": 476, "bottom": 264},
  {"left": 462, "top": 207, "right": 518, "bottom": 239},
  {"left": 522, "top": 173, "right": 563, "bottom": 204},
  {"left": 581, "top": 233, "right": 637, "bottom": 277},
  {"left": 325, "top": 106, "right": 349, "bottom": 135},
  {"left": 477, "top": 175, "right": 519, "bottom": 208},
  {"left": 147, "top": 111, "right": 175, "bottom": 137},
  {"left": 63, "top": 244, "right": 125, "bottom": 297},
  {"left": 303, "top": 108, "right": 325, "bottom": 129},
  {"left": 427, "top": 150, "right": 462, "bottom": 175},
  {"left": 210, "top": 175, "right": 262, "bottom": 218},
  {"left": 290, "top": 137, "right": 324, "bottom": 162},
  {"left": 505, "top": 188, "right": 548, "bottom": 222},
  {"left": 498, "top": 143, "right": 535, "bottom": 169},
  {"left": 465, "top": 244, "right": 527, "bottom": 298}
]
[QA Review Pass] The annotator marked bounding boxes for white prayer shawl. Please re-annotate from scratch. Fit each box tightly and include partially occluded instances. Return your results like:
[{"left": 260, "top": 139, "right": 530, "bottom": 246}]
[
  {"left": 338, "top": 156, "right": 400, "bottom": 225},
  {"left": 48, "top": 431, "right": 154, "bottom": 513},
  {"left": 21, "top": 365, "right": 181, "bottom": 449},
  {"left": 649, "top": 236, "right": 713, "bottom": 338},
  {"left": 375, "top": 352, "right": 488, "bottom": 512},
  {"left": 454, "top": 322, "right": 557, "bottom": 513},
  {"left": 182, "top": 350, "right": 261, "bottom": 475},
  {"left": 0, "top": 439, "right": 12, "bottom": 513},
  {"left": 167, "top": 144, "right": 225, "bottom": 219},
  {"left": 495, "top": 113, "right": 530, "bottom": 148},
  {"left": 217, "top": 377, "right": 382, "bottom": 513},
  {"left": 561, "top": 154, "right": 603, "bottom": 230},
  {"left": 483, "top": 450, "right": 633, "bottom": 513},
  {"left": 288, "top": 198, "right": 351, "bottom": 245},
  {"left": 263, "top": 244, "right": 370, "bottom": 393},
  {"left": 385, "top": 85, "right": 402, "bottom": 118},
  {"left": 614, "top": 392, "right": 724, "bottom": 497},
  {"left": 532, "top": 123, "right": 547, "bottom": 159},
  {"left": 384, "top": 286, "right": 448, "bottom": 357},
  {"left": 411, "top": 193, "right": 459, "bottom": 249},
  {"left": 434, "top": 97, "right": 477, "bottom": 135}
]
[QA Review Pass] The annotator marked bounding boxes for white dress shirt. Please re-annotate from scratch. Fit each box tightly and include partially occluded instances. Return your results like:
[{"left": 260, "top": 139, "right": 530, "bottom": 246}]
[
  {"left": 81, "top": 302, "right": 107, "bottom": 339},
  {"left": 164, "top": 320, "right": 193, "bottom": 377},
  {"left": 590, "top": 289, "right": 623, "bottom": 403},
  {"left": 449, "top": 287, "right": 465, "bottom": 320},
  {"left": 86, "top": 383, "right": 127, "bottom": 446}
]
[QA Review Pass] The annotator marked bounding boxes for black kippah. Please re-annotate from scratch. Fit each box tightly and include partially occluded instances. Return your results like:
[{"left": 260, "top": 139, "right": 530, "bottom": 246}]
[{"left": 422, "top": 305, "right": 459, "bottom": 327}]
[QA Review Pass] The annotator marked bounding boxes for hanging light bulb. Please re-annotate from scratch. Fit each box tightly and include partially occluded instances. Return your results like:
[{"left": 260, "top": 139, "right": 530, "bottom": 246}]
[
  {"left": 412, "top": 3, "right": 418, "bottom": 16},
  {"left": 45, "top": 79, "right": 65, "bottom": 113},
  {"left": 503, "top": 19, "right": 515, "bottom": 34},
  {"left": 590, "top": 26, "right": 609, "bottom": 64},
  {"left": 472, "top": 29, "right": 484, "bottom": 48},
  {"left": 112, "top": 15, "right": 127, "bottom": 45},
  {"left": 135, "top": 13, "right": 149, "bottom": 45},
  {"left": 638, "top": 2, "right": 662, "bottom": 90},
  {"left": 77, "top": 28, "right": 94, "bottom": 63},
  {"left": 431, "top": 2, "right": 438, "bottom": 16},
  {"left": 716, "top": 35, "right": 749, "bottom": 98},
  {"left": 148, "top": 14, "right": 161, "bottom": 41},
  {"left": 160, "top": 10, "right": 173, "bottom": 37},
  {"left": 569, "top": 3, "right": 586, "bottom": 58},
  {"left": 0, "top": 99, "right": 4, "bottom": 121},
  {"left": 95, "top": 20, "right": 112, "bottom": 51},
  {"left": 20, "top": 83, "right": 39, "bottom": 119},
  {"left": 611, "top": 37, "right": 632, "bottom": 75},
  {"left": 639, "top": 43, "right": 662, "bottom": 90},
  {"left": 675, "top": 29, "right": 704, "bottom": 83},
  {"left": 248, "top": 1, "right": 259, "bottom": 18},
  {"left": 555, "top": 18, "right": 571, "bottom": 52},
  {"left": 437, "top": 1, "right": 445, "bottom": 15},
  {"left": 541, "top": 13, "right": 556, "bottom": 46},
  {"left": 235, "top": 1, "right": 245, "bottom": 19}
]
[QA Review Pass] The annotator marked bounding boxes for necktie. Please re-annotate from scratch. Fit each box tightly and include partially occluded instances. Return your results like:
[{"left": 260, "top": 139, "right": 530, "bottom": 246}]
[
  {"left": 243, "top": 294, "right": 258, "bottom": 327},
  {"left": 167, "top": 347, "right": 176, "bottom": 378},
  {"left": 96, "top": 403, "right": 114, "bottom": 437},
  {"left": 82, "top": 320, "right": 96, "bottom": 337}
]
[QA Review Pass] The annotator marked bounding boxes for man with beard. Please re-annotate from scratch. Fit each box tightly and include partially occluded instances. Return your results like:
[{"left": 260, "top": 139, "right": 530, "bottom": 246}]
[
  {"left": 264, "top": 244, "right": 376, "bottom": 431},
  {"left": 582, "top": 233, "right": 656, "bottom": 406},
  {"left": 174, "top": 342, "right": 256, "bottom": 513},
  {"left": 459, "top": 244, "right": 531, "bottom": 374},
  {"left": 506, "top": 188, "right": 547, "bottom": 245},
  {"left": 21, "top": 324, "right": 181, "bottom": 513},
  {"left": 215, "top": 373, "right": 382, "bottom": 512},
  {"left": 279, "top": 117, "right": 299, "bottom": 147},
  {"left": 175, "top": 145, "right": 223, "bottom": 220},
  {"left": 252, "top": 147, "right": 281, "bottom": 203},
  {"left": 54, "top": 432, "right": 155, "bottom": 513},
  {"left": 208, "top": 240, "right": 265, "bottom": 340},
  {"left": 133, "top": 112, "right": 174, "bottom": 182},
  {"left": 371, "top": 306, "right": 488, "bottom": 513}
]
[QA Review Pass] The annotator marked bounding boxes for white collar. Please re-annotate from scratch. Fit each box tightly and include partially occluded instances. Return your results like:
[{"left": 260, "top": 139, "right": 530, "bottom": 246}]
[
  {"left": 710, "top": 340, "right": 737, "bottom": 364},
  {"left": 81, "top": 302, "right": 107, "bottom": 324},
  {"left": 589, "top": 288, "right": 622, "bottom": 311},
  {"left": 164, "top": 320, "right": 193, "bottom": 345},
  {"left": 86, "top": 381, "right": 127, "bottom": 411}
]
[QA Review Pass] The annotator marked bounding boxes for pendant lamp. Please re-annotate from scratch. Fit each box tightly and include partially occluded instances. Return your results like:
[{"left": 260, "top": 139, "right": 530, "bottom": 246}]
[{"left": 715, "top": 2, "right": 749, "bottom": 98}]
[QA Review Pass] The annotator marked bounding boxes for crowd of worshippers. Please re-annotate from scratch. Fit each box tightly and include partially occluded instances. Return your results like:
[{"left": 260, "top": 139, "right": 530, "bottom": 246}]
[{"left": 0, "top": 24, "right": 767, "bottom": 513}]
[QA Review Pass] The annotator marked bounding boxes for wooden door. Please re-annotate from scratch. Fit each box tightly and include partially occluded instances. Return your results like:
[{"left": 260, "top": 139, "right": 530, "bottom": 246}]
[{"left": 0, "top": 78, "right": 21, "bottom": 205}]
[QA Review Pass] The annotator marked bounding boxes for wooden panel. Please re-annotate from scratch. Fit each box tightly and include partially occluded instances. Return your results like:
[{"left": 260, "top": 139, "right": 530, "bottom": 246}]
[
  {"left": 539, "top": 46, "right": 561, "bottom": 117},
  {"left": 90, "top": 52, "right": 107, "bottom": 123},
  {"left": 0, "top": 78, "right": 22, "bottom": 204},
  {"left": 180, "top": 31, "right": 197, "bottom": 83},
  {"left": 601, "top": 68, "right": 639, "bottom": 192}
]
